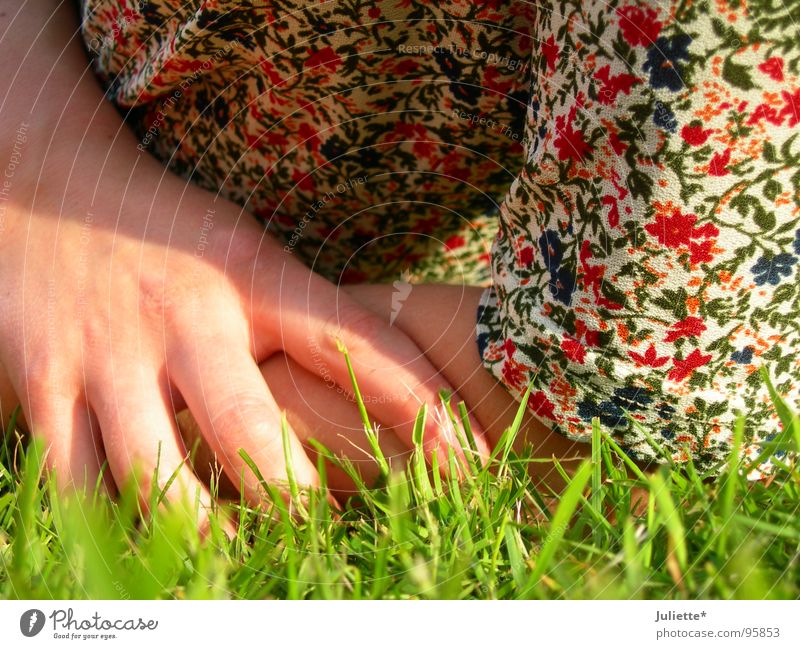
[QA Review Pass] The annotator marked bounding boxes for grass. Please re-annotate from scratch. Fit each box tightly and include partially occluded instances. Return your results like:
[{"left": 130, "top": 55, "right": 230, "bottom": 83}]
[{"left": 0, "top": 361, "right": 799, "bottom": 599}]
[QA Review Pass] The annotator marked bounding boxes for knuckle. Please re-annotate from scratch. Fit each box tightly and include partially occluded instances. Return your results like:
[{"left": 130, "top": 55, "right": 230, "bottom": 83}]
[
  {"left": 137, "top": 273, "right": 176, "bottom": 322},
  {"left": 206, "top": 388, "right": 275, "bottom": 433},
  {"left": 80, "top": 313, "right": 108, "bottom": 353},
  {"left": 323, "top": 302, "right": 387, "bottom": 351},
  {"left": 22, "top": 353, "right": 63, "bottom": 400}
]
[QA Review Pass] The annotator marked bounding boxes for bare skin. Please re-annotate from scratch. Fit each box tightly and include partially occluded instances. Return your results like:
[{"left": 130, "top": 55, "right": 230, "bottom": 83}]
[
  {"left": 0, "top": 1, "right": 487, "bottom": 512},
  {"left": 180, "top": 284, "right": 589, "bottom": 499}
]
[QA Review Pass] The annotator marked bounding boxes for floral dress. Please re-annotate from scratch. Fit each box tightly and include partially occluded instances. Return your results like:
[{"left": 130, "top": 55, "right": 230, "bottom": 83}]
[{"left": 79, "top": 0, "right": 800, "bottom": 475}]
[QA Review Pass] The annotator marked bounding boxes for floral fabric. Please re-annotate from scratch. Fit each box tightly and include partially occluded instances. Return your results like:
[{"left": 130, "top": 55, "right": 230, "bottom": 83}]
[
  {"left": 476, "top": 0, "right": 800, "bottom": 474},
  {"left": 79, "top": 0, "right": 531, "bottom": 285},
  {"left": 79, "top": 0, "right": 800, "bottom": 475}
]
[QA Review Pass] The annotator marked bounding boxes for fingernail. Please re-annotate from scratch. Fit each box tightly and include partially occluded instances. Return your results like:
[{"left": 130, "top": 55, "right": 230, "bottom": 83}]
[{"left": 327, "top": 491, "right": 343, "bottom": 515}]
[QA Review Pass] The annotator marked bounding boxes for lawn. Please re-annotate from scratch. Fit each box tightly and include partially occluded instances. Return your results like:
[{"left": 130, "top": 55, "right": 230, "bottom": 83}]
[{"left": 1, "top": 362, "right": 799, "bottom": 600}]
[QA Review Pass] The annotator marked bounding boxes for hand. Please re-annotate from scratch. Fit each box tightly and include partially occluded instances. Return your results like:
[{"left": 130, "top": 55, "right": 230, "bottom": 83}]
[
  {"left": 0, "top": 0, "right": 487, "bottom": 509},
  {"left": 253, "top": 284, "right": 588, "bottom": 491},
  {"left": 1, "top": 151, "right": 492, "bottom": 501}
]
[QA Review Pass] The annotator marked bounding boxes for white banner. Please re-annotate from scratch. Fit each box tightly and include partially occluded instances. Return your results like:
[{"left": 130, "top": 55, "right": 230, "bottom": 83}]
[{"left": 0, "top": 600, "right": 797, "bottom": 648}]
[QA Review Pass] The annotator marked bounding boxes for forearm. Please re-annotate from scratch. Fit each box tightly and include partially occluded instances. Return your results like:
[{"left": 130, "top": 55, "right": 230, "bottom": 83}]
[
  {"left": 0, "top": 1, "right": 124, "bottom": 187},
  {"left": 0, "top": 0, "right": 212, "bottom": 235}
]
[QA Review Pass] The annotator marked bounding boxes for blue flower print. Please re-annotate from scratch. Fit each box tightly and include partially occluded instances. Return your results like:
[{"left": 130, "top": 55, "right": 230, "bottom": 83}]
[
  {"left": 476, "top": 331, "right": 490, "bottom": 360},
  {"left": 643, "top": 35, "right": 692, "bottom": 91},
  {"left": 656, "top": 403, "right": 676, "bottom": 420},
  {"left": 539, "top": 230, "right": 575, "bottom": 304},
  {"left": 538, "top": 229, "right": 563, "bottom": 269},
  {"left": 578, "top": 398, "right": 626, "bottom": 428},
  {"left": 731, "top": 346, "right": 754, "bottom": 364},
  {"left": 750, "top": 253, "right": 797, "bottom": 286},
  {"left": 310, "top": 16, "right": 335, "bottom": 35},
  {"left": 656, "top": 402, "right": 676, "bottom": 440},
  {"left": 549, "top": 267, "right": 576, "bottom": 305},
  {"left": 653, "top": 101, "right": 677, "bottom": 132},
  {"left": 611, "top": 386, "right": 653, "bottom": 412}
]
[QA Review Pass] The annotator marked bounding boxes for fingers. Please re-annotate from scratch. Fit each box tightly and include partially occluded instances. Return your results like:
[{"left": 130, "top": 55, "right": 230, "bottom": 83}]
[
  {"left": 348, "top": 283, "right": 588, "bottom": 490},
  {"left": 0, "top": 360, "right": 24, "bottom": 431},
  {"left": 259, "top": 353, "right": 409, "bottom": 492},
  {"left": 261, "top": 267, "right": 490, "bottom": 467},
  {"left": 87, "top": 371, "right": 214, "bottom": 519},
  {"left": 170, "top": 340, "right": 320, "bottom": 503},
  {"left": 176, "top": 408, "right": 238, "bottom": 498},
  {"left": 23, "top": 390, "right": 108, "bottom": 493}
]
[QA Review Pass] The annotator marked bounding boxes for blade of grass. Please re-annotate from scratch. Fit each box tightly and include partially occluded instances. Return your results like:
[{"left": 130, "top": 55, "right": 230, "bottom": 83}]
[
  {"left": 650, "top": 470, "right": 688, "bottom": 572},
  {"left": 524, "top": 460, "right": 592, "bottom": 592},
  {"left": 591, "top": 417, "right": 603, "bottom": 522},
  {"left": 281, "top": 412, "right": 308, "bottom": 518},
  {"left": 717, "top": 414, "right": 745, "bottom": 556}
]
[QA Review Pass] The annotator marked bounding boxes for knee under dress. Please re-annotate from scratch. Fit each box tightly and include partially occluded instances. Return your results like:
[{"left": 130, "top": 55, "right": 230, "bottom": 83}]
[{"left": 79, "top": 0, "right": 800, "bottom": 475}]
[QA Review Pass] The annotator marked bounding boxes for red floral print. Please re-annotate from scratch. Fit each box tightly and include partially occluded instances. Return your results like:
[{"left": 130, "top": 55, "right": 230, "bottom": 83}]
[
  {"left": 561, "top": 336, "right": 587, "bottom": 364},
  {"left": 779, "top": 89, "right": 800, "bottom": 127},
  {"left": 708, "top": 148, "right": 732, "bottom": 176},
  {"left": 595, "top": 64, "right": 639, "bottom": 105},
  {"left": 664, "top": 316, "right": 706, "bottom": 343},
  {"left": 304, "top": 46, "right": 342, "bottom": 71},
  {"left": 645, "top": 209, "right": 696, "bottom": 248},
  {"left": 748, "top": 103, "right": 783, "bottom": 126},
  {"left": 668, "top": 349, "right": 713, "bottom": 382},
  {"left": 616, "top": 5, "right": 662, "bottom": 46},
  {"left": 629, "top": 344, "right": 670, "bottom": 368},
  {"left": 554, "top": 105, "right": 592, "bottom": 162},
  {"left": 542, "top": 35, "right": 559, "bottom": 73},
  {"left": 528, "top": 390, "right": 557, "bottom": 420},
  {"left": 444, "top": 235, "right": 466, "bottom": 251},
  {"left": 681, "top": 124, "right": 712, "bottom": 146},
  {"left": 758, "top": 57, "right": 784, "bottom": 82}
]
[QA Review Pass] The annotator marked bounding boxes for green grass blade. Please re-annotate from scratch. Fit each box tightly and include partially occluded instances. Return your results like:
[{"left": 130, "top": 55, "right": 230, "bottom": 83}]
[
  {"left": 650, "top": 471, "right": 688, "bottom": 572},
  {"left": 525, "top": 461, "right": 592, "bottom": 591}
]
